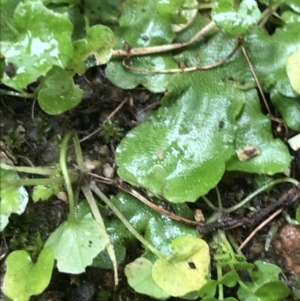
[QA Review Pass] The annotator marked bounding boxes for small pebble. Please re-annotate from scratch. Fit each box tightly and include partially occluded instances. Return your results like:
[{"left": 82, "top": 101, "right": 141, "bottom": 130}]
[
  {"left": 84, "top": 158, "right": 101, "bottom": 172},
  {"left": 103, "top": 163, "right": 114, "bottom": 178}
]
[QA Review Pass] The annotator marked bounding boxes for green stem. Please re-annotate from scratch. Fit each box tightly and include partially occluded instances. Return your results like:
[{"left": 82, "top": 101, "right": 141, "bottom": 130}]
[
  {"left": 258, "top": 2, "right": 283, "bottom": 28},
  {"left": 0, "top": 89, "right": 36, "bottom": 98},
  {"left": 60, "top": 132, "right": 76, "bottom": 223},
  {"left": 223, "top": 177, "right": 299, "bottom": 213},
  {"left": 90, "top": 181, "right": 166, "bottom": 259},
  {"left": 0, "top": 163, "right": 58, "bottom": 176},
  {"left": 9, "top": 176, "right": 68, "bottom": 187},
  {"left": 202, "top": 195, "right": 219, "bottom": 211},
  {"left": 73, "top": 134, "right": 85, "bottom": 172},
  {"left": 0, "top": 13, "right": 19, "bottom": 36},
  {"left": 217, "top": 264, "right": 224, "bottom": 300}
]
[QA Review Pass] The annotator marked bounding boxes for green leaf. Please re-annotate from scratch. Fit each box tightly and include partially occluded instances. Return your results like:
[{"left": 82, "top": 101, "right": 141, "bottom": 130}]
[
  {"left": 1, "top": 0, "right": 73, "bottom": 91},
  {"left": 226, "top": 89, "right": 291, "bottom": 174},
  {"left": 105, "top": 0, "right": 177, "bottom": 92},
  {"left": 255, "top": 281, "right": 291, "bottom": 299},
  {"left": 125, "top": 257, "right": 170, "bottom": 300},
  {"left": 244, "top": 23, "right": 300, "bottom": 97},
  {"left": 157, "top": 0, "right": 198, "bottom": 32},
  {"left": 219, "top": 270, "right": 240, "bottom": 287},
  {"left": 282, "top": 11, "right": 300, "bottom": 24},
  {"left": 286, "top": 0, "right": 300, "bottom": 13},
  {"left": 37, "top": 66, "right": 84, "bottom": 115},
  {"left": 32, "top": 184, "right": 59, "bottom": 202},
  {"left": 119, "top": 0, "right": 175, "bottom": 47},
  {"left": 44, "top": 213, "right": 109, "bottom": 273},
  {"left": 84, "top": 0, "right": 121, "bottom": 26},
  {"left": 2, "top": 248, "right": 54, "bottom": 301},
  {"left": 286, "top": 48, "right": 300, "bottom": 94},
  {"left": 152, "top": 236, "right": 210, "bottom": 297},
  {"left": 296, "top": 206, "right": 300, "bottom": 223},
  {"left": 157, "top": 0, "right": 188, "bottom": 24},
  {"left": 92, "top": 192, "right": 198, "bottom": 268},
  {"left": 0, "top": 169, "right": 29, "bottom": 231},
  {"left": 116, "top": 70, "right": 244, "bottom": 203},
  {"left": 106, "top": 55, "right": 177, "bottom": 92},
  {"left": 212, "top": 0, "right": 261, "bottom": 35},
  {"left": 69, "top": 25, "right": 114, "bottom": 74},
  {"left": 237, "top": 261, "right": 291, "bottom": 301},
  {"left": 0, "top": 0, "right": 19, "bottom": 41},
  {"left": 198, "top": 280, "right": 218, "bottom": 298},
  {"left": 271, "top": 90, "right": 300, "bottom": 131}
]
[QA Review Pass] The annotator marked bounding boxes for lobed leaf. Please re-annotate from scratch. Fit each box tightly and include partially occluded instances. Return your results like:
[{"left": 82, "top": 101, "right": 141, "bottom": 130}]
[
  {"left": 237, "top": 261, "right": 291, "bottom": 301},
  {"left": 45, "top": 213, "right": 109, "bottom": 274},
  {"left": 37, "top": 66, "right": 84, "bottom": 115},
  {"left": 2, "top": 248, "right": 54, "bottom": 301},
  {"left": 212, "top": 0, "right": 261, "bottom": 35},
  {"left": 125, "top": 257, "right": 170, "bottom": 300},
  {"left": 1, "top": 0, "right": 73, "bottom": 91},
  {"left": 152, "top": 236, "right": 210, "bottom": 297},
  {"left": 226, "top": 89, "right": 291, "bottom": 174},
  {"left": 69, "top": 25, "right": 114, "bottom": 74}
]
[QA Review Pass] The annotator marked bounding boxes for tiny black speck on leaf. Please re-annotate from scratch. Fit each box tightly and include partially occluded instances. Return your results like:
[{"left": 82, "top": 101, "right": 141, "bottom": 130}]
[{"left": 188, "top": 262, "right": 196, "bottom": 269}]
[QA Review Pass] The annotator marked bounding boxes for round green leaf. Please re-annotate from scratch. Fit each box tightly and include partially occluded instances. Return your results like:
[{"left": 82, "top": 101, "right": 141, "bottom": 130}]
[
  {"left": 38, "top": 66, "right": 83, "bottom": 115},
  {"left": 125, "top": 257, "right": 170, "bottom": 300},
  {"left": 116, "top": 71, "right": 244, "bottom": 203},
  {"left": 212, "top": 0, "right": 261, "bottom": 35},
  {"left": 0, "top": 169, "right": 28, "bottom": 232},
  {"left": 2, "top": 0, "right": 73, "bottom": 91},
  {"left": 45, "top": 213, "right": 109, "bottom": 274},
  {"left": 2, "top": 248, "right": 54, "bottom": 301},
  {"left": 152, "top": 236, "right": 210, "bottom": 297},
  {"left": 286, "top": 48, "right": 300, "bottom": 94}
]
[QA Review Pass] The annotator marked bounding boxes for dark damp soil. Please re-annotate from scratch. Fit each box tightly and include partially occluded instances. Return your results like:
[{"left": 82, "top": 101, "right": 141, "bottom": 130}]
[{"left": 0, "top": 67, "right": 300, "bottom": 301}]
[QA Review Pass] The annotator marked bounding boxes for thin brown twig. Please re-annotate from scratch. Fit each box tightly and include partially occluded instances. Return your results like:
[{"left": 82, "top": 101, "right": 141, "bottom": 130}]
[
  {"left": 240, "top": 43, "right": 272, "bottom": 116},
  {"left": 79, "top": 97, "right": 128, "bottom": 143},
  {"left": 136, "top": 101, "right": 160, "bottom": 114},
  {"left": 122, "top": 38, "right": 242, "bottom": 74},
  {"left": 237, "top": 208, "right": 283, "bottom": 251},
  {"left": 112, "top": 21, "right": 217, "bottom": 57},
  {"left": 116, "top": 182, "right": 199, "bottom": 226}
]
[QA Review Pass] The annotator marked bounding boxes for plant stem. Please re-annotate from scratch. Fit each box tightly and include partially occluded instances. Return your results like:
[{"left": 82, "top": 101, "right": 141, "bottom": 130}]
[
  {"left": 217, "top": 264, "right": 224, "bottom": 300},
  {"left": 0, "top": 89, "right": 36, "bottom": 98},
  {"left": 202, "top": 195, "right": 219, "bottom": 211},
  {"left": 73, "top": 134, "right": 85, "bottom": 172},
  {"left": 223, "top": 177, "right": 299, "bottom": 213},
  {"left": 0, "top": 13, "right": 19, "bottom": 36},
  {"left": 8, "top": 176, "right": 68, "bottom": 187},
  {"left": 0, "top": 163, "right": 58, "bottom": 176},
  {"left": 60, "top": 132, "right": 76, "bottom": 223},
  {"left": 90, "top": 181, "right": 166, "bottom": 259}
]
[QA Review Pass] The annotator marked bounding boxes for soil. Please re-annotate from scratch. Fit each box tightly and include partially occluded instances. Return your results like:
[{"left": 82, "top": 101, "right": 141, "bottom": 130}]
[{"left": 0, "top": 67, "right": 300, "bottom": 301}]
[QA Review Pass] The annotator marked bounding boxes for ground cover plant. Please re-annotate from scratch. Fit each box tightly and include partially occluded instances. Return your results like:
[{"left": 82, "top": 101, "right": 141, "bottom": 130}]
[{"left": 1, "top": 0, "right": 300, "bottom": 300}]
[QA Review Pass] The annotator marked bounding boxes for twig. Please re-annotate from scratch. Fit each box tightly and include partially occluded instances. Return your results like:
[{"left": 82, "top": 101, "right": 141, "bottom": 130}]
[
  {"left": 116, "top": 182, "right": 199, "bottom": 226},
  {"left": 240, "top": 43, "right": 272, "bottom": 116},
  {"left": 79, "top": 97, "right": 128, "bottom": 143},
  {"left": 112, "top": 21, "right": 217, "bottom": 57},
  {"left": 237, "top": 208, "right": 282, "bottom": 251},
  {"left": 123, "top": 38, "right": 241, "bottom": 74}
]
